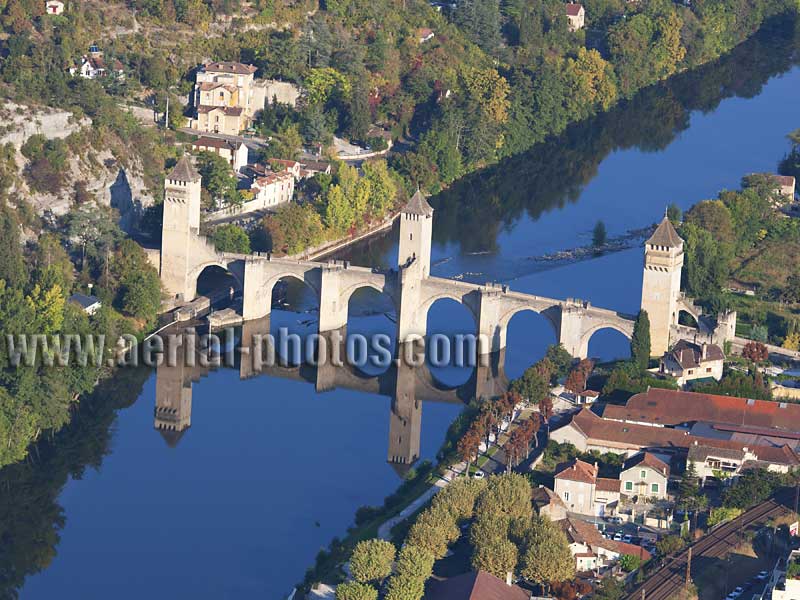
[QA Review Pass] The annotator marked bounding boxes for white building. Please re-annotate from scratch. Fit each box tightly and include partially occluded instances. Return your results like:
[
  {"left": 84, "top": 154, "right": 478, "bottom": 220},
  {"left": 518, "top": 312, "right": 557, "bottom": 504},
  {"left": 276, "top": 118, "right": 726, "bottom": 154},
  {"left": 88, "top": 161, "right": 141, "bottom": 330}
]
[
  {"left": 566, "top": 3, "right": 585, "bottom": 31},
  {"left": 770, "top": 549, "right": 800, "bottom": 600},
  {"left": 554, "top": 458, "right": 621, "bottom": 517},
  {"left": 68, "top": 293, "right": 102, "bottom": 316},
  {"left": 192, "top": 137, "right": 249, "bottom": 172},
  {"left": 45, "top": 0, "right": 64, "bottom": 15},
  {"left": 250, "top": 170, "right": 295, "bottom": 209},
  {"left": 659, "top": 339, "right": 724, "bottom": 387},
  {"left": 619, "top": 452, "right": 670, "bottom": 500}
]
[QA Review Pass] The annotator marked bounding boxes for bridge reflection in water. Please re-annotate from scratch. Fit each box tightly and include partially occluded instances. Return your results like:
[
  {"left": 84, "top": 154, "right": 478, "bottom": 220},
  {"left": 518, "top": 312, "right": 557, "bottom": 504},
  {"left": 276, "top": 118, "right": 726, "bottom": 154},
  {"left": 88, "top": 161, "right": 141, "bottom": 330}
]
[{"left": 153, "top": 318, "right": 509, "bottom": 476}]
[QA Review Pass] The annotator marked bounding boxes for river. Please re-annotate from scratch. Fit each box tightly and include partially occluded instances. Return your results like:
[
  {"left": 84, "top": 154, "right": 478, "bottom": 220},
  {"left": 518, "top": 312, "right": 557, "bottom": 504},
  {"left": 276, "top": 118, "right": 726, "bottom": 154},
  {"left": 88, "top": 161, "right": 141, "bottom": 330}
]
[{"left": 3, "top": 19, "right": 799, "bottom": 600}]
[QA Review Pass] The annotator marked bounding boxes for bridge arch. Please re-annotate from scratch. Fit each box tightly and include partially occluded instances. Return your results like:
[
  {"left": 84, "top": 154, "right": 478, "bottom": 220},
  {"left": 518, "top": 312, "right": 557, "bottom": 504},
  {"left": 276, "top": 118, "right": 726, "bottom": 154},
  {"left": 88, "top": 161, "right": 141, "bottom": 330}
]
[
  {"left": 579, "top": 323, "right": 632, "bottom": 361},
  {"left": 189, "top": 261, "right": 244, "bottom": 298},
  {"left": 501, "top": 307, "right": 560, "bottom": 379},
  {"left": 264, "top": 271, "right": 321, "bottom": 308}
]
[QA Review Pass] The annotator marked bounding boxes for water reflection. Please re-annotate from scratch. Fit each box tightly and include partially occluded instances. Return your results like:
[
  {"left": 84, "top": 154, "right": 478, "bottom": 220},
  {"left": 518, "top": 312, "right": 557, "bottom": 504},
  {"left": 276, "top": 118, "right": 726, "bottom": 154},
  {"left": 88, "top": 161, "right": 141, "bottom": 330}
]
[{"left": 154, "top": 319, "right": 509, "bottom": 476}]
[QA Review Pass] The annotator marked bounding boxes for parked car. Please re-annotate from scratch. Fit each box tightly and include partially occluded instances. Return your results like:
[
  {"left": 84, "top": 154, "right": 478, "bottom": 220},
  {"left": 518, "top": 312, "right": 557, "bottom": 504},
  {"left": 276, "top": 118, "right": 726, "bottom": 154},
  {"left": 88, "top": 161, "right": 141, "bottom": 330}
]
[
  {"left": 606, "top": 516, "right": 624, "bottom": 525},
  {"left": 622, "top": 534, "right": 633, "bottom": 543},
  {"left": 473, "top": 470, "right": 485, "bottom": 479},
  {"left": 756, "top": 571, "right": 769, "bottom": 581},
  {"left": 613, "top": 532, "right": 623, "bottom": 541}
]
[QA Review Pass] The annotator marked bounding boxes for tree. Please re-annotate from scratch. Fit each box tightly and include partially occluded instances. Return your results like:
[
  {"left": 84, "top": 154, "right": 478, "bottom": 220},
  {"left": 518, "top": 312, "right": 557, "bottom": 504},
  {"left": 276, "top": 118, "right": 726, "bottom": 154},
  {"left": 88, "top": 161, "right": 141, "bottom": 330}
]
[
  {"left": 667, "top": 203, "right": 682, "bottom": 225},
  {"left": 510, "top": 362, "right": 550, "bottom": 404},
  {"left": 349, "top": 539, "right": 395, "bottom": 584},
  {"left": 655, "top": 535, "right": 685, "bottom": 556},
  {"left": 519, "top": 516, "right": 575, "bottom": 587},
  {"left": 471, "top": 535, "right": 518, "bottom": 579},
  {"left": 475, "top": 473, "right": 532, "bottom": 521},
  {"left": 335, "top": 581, "right": 378, "bottom": 600},
  {"left": 631, "top": 310, "right": 651, "bottom": 369},
  {"left": 594, "top": 575, "right": 625, "bottom": 600},
  {"left": 742, "top": 341, "right": 768, "bottom": 363},
  {"left": 362, "top": 160, "right": 397, "bottom": 217},
  {"left": 405, "top": 505, "right": 459, "bottom": 559},
  {"left": 0, "top": 200, "right": 27, "bottom": 288},
  {"left": 619, "top": 554, "right": 641, "bottom": 572},
  {"left": 457, "top": 427, "right": 481, "bottom": 476},
  {"left": 545, "top": 344, "right": 573, "bottom": 381},
  {"left": 196, "top": 151, "right": 239, "bottom": 207},
  {"left": 592, "top": 220, "right": 607, "bottom": 247},
  {"left": 565, "top": 359, "right": 594, "bottom": 394},
  {"left": 384, "top": 573, "right": 425, "bottom": 600},
  {"left": 394, "top": 545, "right": 434, "bottom": 581},
  {"left": 212, "top": 224, "right": 251, "bottom": 254},
  {"left": 432, "top": 476, "right": 485, "bottom": 521},
  {"left": 324, "top": 184, "right": 354, "bottom": 233}
]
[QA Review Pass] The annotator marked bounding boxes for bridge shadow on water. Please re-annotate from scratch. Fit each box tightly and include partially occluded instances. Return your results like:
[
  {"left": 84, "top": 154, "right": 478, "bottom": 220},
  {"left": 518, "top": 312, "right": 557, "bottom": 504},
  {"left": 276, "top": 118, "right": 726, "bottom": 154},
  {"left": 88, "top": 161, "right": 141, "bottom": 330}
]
[{"left": 153, "top": 318, "right": 510, "bottom": 477}]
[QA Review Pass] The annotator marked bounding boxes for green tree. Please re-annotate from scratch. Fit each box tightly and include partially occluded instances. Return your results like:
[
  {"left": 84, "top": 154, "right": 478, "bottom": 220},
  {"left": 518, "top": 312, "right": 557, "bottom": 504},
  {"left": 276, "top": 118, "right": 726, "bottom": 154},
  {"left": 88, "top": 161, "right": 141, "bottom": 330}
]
[
  {"left": 594, "top": 575, "right": 625, "bottom": 600},
  {"left": 394, "top": 545, "right": 434, "bottom": 581},
  {"left": 212, "top": 224, "right": 251, "bottom": 254},
  {"left": 510, "top": 362, "right": 550, "bottom": 404},
  {"left": 655, "top": 535, "right": 685, "bottom": 556},
  {"left": 619, "top": 554, "right": 641, "bottom": 572},
  {"left": 519, "top": 516, "right": 575, "bottom": 587},
  {"left": 593, "top": 220, "right": 607, "bottom": 247},
  {"left": 667, "top": 203, "right": 682, "bottom": 225},
  {"left": 471, "top": 535, "right": 518, "bottom": 579},
  {"left": 545, "top": 344, "right": 573, "bottom": 381},
  {"left": 0, "top": 200, "right": 27, "bottom": 288},
  {"left": 196, "top": 151, "right": 239, "bottom": 207},
  {"left": 349, "top": 539, "right": 396, "bottom": 584},
  {"left": 475, "top": 473, "right": 533, "bottom": 521},
  {"left": 335, "top": 581, "right": 378, "bottom": 600},
  {"left": 631, "top": 310, "right": 651, "bottom": 369},
  {"left": 405, "top": 505, "right": 459, "bottom": 559},
  {"left": 432, "top": 476, "right": 486, "bottom": 522},
  {"left": 384, "top": 574, "right": 425, "bottom": 600},
  {"left": 324, "top": 184, "right": 354, "bottom": 233},
  {"left": 362, "top": 160, "right": 396, "bottom": 217}
]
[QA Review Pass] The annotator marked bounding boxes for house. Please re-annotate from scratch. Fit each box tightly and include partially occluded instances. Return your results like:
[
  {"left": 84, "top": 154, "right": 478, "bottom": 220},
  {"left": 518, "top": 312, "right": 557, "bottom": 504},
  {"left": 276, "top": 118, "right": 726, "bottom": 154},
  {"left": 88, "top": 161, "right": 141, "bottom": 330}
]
[
  {"left": 45, "top": 0, "right": 64, "bottom": 14},
  {"left": 620, "top": 452, "right": 670, "bottom": 500},
  {"left": 192, "top": 136, "right": 249, "bottom": 171},
  {"left": 687, "top": 441, "right": 798, "bottom": 484},
  {"left": 659, "top": 339, "right": 724, "bottom": 387},
  {"left": 561, "top": 516, "right": 651, "bottom": 572},
  {"left": 532, "top": 484, "right": 568, "bottom": 522},
  {"left": 194, "top": 105, "right": 246, "bottom": 137},
  {"left": 192, "top": 61, "right": 260, "bottom": 134},
  {"left": 566, "top": 3, "right": 585, "bottom": 31},
  {"left": 775, "top": 175, "right": 796, "bottom": 198},
  {"left": 550, "top": 407, "right": 800, "bottom": 473},
  {"left": 268, "top": 158, "right": 302, "bottom": 180},
  {"left": 424, "top": 570, "right": 529, "bottom": 600},
  {"left": 553, "top": 458, "right": 620, "bottom": 516},
  {"left": 299, "top": 159, "right": 332, "bottom": 179},
  {"left": 68, "top": 293, "right": 102, "bottom": 316},
  {"left": 249, "top": 170, "right": 295, "bottom": 209},
  {"left": 418, "top": 27, "right": 435, "bottom": 43},
  {"left": 71, "top": 55, "right": 105, "bottom": 79},
  {"left": 603, "top": 388, "right": 800, "bottom": 451},
  {"left": 574, "top": 389, "right": 599, "bottom": 405}
]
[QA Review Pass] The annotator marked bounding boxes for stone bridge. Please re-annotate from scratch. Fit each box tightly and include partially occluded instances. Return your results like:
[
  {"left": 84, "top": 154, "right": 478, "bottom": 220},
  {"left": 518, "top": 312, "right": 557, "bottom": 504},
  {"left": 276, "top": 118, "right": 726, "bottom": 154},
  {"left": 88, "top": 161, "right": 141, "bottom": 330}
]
[{"left": 159, "top": 157, "right": 636, "bottom": 359}]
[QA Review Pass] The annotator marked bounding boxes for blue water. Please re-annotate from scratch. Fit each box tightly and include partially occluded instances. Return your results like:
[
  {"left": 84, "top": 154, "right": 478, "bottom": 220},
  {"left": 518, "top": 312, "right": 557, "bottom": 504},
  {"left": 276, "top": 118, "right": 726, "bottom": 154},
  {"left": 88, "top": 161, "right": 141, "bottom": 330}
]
[{"left": 17, "top": 33, "right": 800, "bottom": 600}]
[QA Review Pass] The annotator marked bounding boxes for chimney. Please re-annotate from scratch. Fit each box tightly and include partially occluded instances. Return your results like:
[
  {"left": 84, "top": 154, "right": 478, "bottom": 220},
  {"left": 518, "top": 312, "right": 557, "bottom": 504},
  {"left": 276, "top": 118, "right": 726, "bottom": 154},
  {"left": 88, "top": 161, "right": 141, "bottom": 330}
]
[
  {"left": 506, "top": 572, "right": 513, "bottom": 586},
  {"left": 701, "top": 343, "right": 707, "bottom": 360}
]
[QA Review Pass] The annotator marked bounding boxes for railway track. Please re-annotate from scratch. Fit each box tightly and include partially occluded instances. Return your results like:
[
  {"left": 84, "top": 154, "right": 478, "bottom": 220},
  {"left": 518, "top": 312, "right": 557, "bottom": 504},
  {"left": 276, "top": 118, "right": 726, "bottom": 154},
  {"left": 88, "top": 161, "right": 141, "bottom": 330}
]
[{"left": 624, "top": 493, "right": 793, "bottom": 600}]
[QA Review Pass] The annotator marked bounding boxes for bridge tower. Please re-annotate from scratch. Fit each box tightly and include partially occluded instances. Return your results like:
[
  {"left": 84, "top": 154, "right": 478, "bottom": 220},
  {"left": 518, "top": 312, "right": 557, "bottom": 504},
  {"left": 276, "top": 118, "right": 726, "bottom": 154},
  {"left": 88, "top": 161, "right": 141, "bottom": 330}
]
[
  {"left": 154, "top": 336, "right": 195, "bottom": 448},
  {"left": 160, "top": 156, "right": 203, "bottom": 302},
  {"left": 641, "top": 215, "right": 684, "bottom": 356},
  {"left": 396, "top": 190, "right": 434, "bottom": 342},
  {"left": 388, "top": 357, "right": 422, "bottom": 477}
]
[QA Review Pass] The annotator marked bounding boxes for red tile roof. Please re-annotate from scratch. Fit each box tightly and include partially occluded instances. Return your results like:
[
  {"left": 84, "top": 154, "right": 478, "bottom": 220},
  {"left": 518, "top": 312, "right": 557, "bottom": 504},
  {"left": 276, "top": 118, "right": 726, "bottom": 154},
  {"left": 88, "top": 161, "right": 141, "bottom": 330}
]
[
  {"left": 566, "top": 2, "right": 583, "bottom": 16},
  {"left": 596, "top": 477, "right": 621, "bottom": 492},
  {"left": 622, "top": 452, "right": 670, "bottom": 477},
  {"left": 647, "top": 216, "right": 683, "bottom": 247},
  {"left": 554, "top": 458, "right": 598, "bottom": 484},
  {"left": 425, "top": 571, "right": 529, "bottom": 600},
  {"left": 562, "top": 408, "right": 799, "bottom": 467},
  {"left": 604, "top": 388, "right": 800, "bottom": 433}
]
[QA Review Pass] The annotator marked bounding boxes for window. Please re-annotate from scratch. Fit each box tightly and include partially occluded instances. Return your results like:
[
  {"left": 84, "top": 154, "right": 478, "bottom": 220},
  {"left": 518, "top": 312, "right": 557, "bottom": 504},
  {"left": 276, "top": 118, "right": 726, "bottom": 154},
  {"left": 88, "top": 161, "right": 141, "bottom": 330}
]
[
  {"left": 564, "top": 491, "right": 570, "bottom": 501},
  {"left": 651, "top": 483, "right": 659, "bottom": 494},
  {"left": 625, "top": 481, "right": 633, "bottom": 491},
  {"left": 640, "top": 470, "right": 647, "bottom": 479},
  {"left": 706, "top": 367, "right": 712, "bottom": 373},
  {"left": 688, "top": 369, "right": 694, "bottom": 375}
]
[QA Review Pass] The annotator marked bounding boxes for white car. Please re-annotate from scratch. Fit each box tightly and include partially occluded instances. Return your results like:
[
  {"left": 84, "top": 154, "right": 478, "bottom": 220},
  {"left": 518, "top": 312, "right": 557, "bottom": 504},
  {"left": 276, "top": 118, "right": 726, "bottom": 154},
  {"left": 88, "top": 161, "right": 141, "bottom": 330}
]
[
  {"left": 756, "top": 571, "right": 769, "bottom": 581},
  {"left": 622, "top": 534, "right": 633, "bottom": 543},
  {"left": 613, "top": 532, "right": 623, "bottom": 541},
  {"left": 472, "top": 470, "right": 485, "bottom": 479}
]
